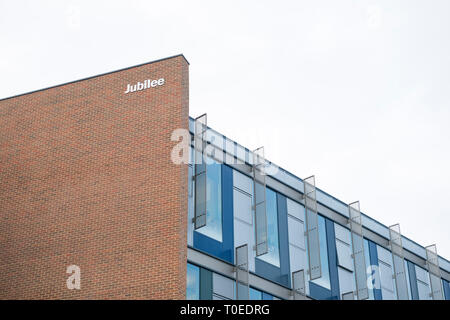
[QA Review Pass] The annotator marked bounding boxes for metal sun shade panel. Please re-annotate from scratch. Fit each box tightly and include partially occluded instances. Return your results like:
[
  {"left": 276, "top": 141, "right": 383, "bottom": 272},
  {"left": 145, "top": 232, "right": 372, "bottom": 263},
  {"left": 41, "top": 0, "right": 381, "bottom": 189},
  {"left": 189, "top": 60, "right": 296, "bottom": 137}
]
[
  {"left": 388, "top": 224, "right": 410, "bottom": 300},
  {"left": 236, "top": 244, "right": 250, "bottom": 300},
  {"left": 425, "top": 244, "right": 444, "bottom": 300},
  {"left": 253, "top": 147, "right": 268, "bottom": 256},
  {"left": 194, "top": 114, "right": 207, "bottom": 230},
  {"left": 292, "top": 269, "right": 307, "bottom": 300},
  {"left": 303, "top": 175, "right": 321, "bottom": 280},
  {"left": 348, "top": 201, "right": 369, "bottom": 300}
]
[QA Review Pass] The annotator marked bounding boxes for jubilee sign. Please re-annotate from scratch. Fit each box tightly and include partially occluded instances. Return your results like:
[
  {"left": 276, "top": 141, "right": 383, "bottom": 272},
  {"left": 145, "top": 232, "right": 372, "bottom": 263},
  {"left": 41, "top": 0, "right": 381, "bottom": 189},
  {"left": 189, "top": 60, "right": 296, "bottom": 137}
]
[{"left": 124, "top": 78, "right": 165, "bottom": 94}]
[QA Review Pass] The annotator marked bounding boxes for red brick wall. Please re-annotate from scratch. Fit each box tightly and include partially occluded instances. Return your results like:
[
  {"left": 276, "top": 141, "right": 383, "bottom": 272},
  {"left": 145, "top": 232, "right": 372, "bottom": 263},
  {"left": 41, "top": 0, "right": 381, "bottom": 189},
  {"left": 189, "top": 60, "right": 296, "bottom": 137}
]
[{"left": 0, "top": 55, "right": 189, "bottom": 299}]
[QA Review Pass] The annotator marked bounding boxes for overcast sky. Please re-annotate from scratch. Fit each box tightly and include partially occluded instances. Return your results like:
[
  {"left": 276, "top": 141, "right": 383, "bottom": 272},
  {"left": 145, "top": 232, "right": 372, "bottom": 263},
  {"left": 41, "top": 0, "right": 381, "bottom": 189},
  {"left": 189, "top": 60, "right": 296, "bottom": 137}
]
[{"left": 1, "top": 0, "right": 449, "bottom": 259}]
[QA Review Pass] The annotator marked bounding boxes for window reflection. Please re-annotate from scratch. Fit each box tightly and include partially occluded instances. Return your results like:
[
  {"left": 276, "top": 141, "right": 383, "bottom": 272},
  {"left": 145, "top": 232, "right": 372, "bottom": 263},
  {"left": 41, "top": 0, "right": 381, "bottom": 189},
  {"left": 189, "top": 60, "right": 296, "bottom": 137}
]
[
  {"left": 404, "top": 259, "right": 412, "bottom": 300},
  {"left": 364, "top": 239, "right": 375, "bottom": 300},
  {"left": 258, "top": 188, "right": 280, "bottom": 267},
  {"left": 311, "top": 215, "right": 331, "bottom": 289},
  {"left": 249, "top": 287, "right": 263, "bottom": 300},
  {"left": 186, "top": 263, "right": 200, "bottom": 300},
  {"left": 197, "top": 161, "right": 223, "bottom": 242}
]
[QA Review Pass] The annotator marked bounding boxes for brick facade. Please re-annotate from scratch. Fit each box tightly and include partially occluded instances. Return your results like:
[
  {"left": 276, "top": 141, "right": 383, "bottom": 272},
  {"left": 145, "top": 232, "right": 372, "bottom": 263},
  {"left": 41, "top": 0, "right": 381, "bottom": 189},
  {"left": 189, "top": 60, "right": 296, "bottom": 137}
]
[{"left": 0, "top": 55, "right": 189, "bottom": 299}]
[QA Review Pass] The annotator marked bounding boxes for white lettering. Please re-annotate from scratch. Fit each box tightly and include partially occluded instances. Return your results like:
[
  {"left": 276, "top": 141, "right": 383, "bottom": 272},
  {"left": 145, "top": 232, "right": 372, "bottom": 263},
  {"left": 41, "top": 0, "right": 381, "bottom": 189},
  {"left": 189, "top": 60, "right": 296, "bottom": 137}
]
[
  {"left": 224, "top": 305, "right": 270, "bottom": 315},
  {"left": 170, "top": 128, "right": 190, "bottom": 165},
  {"left": 180, "top": 304, "right": 214, "bottom": 318},
  {"left": 124, "top": 77, "right": 165, "bottom": 94},
  {"left": 66, "top": 265, "right": 81, "bottom": 290}
]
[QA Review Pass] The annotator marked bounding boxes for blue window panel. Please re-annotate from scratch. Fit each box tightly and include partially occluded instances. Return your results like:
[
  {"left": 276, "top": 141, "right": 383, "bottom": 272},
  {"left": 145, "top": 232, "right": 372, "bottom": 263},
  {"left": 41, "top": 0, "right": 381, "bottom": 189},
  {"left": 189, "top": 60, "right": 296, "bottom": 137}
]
[
  {"left": 249, "top": 288, "right": 274, "bottom": 300},
  {"left": 262, "top": 292, "right": 274, "bottom": 300},
  {"left": 368, "top": 240, "right": 383, "bottom": 300},
  {"left": 404, "top": 259, "right": 412, "bottom": 300},
  {"left": 406, "top": 260, "right": 419, "bottom": 300},
  {"left": 194, "top": 164, "right": 234, "bottom": 263},
  {"left": 249, "top": 288, "right": 263, "bottom": 300},
  {"left": 255, "top": 192, "right": 291, "bottom": 287},
  {"left": 363, "top": 239, "right": 374, "bottom": 300},
  {"left": 196, "top": 162, "right": 222, "bottom": 241},
  {"left": 311, "top": 216, "right": 331, "bottom": 290},
  {"left": 309, "top": 217, "right": 340, "bottom": 300},
  {"left": 277, "top": 193, "right": 291, "bottom": 286},
  {"left": 325, "top": 218, "right": 340, "bottom": 300},
  {"left": 443, "top": 279, "right": 450, "bottom": 300},
  {"left": 200, "top": 267, "right": 213, "bottom": 300},
  {"left": 187, "top": 263, "right": 200, "bottom": 300},
  {"left": 258, "top": 188, "right": 280, "bottom": 267},
  {"left": 309, "top": 282, "right": 332, "bottom": 300}
]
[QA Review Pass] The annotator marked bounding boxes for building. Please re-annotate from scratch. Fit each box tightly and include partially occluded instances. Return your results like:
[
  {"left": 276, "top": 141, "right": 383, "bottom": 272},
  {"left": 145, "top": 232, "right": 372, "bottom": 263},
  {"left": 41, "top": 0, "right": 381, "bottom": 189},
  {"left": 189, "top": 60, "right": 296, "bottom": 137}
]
[{"left": 0, "top": 55, "right": 449, "bottom": 300}]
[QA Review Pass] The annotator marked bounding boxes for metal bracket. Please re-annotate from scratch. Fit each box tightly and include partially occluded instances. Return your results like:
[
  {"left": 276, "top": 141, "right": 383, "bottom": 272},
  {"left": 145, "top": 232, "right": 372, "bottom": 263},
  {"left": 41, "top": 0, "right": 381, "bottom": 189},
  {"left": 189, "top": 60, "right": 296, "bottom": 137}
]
[{"left": 345, "top": 218, "right": 352, "bottom": 228}]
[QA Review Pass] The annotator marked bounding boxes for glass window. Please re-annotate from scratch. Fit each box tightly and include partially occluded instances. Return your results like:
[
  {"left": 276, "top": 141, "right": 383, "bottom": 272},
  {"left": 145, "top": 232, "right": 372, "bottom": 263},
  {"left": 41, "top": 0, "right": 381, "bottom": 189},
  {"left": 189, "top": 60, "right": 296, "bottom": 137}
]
[
  {"left": 249, "top": 287, "right": 263, "bottom": 300},
  {"left": 258, "top": 188, "right": 280, "bottom": 267},
  {"left": 311, "top": 215, "right": 331, "bottom": 289},
  {"left": 404, "top": 259, "right": 412, "bottom": 300},
  {"left": 213, "top": 272, "right": 235, "bottom": 300},
  {"left": 197, "top": 161, "right": 222, "bottom": 242},
  {"left": 444, "top": 279, "right": 450, "bottom": 300},
  {"left": 363, "top": 239, "right": 375, "bottom": 300},
  {"left": 186, "top": 263, "right": 200, "bottom": 300}
]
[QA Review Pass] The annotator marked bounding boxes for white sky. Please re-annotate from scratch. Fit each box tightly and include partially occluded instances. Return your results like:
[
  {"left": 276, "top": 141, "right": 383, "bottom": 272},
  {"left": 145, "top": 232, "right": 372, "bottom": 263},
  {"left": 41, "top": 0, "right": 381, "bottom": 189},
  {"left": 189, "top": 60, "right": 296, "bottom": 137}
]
[{"left": 1, "top": 0, "right": 449, "bottom": 259}]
